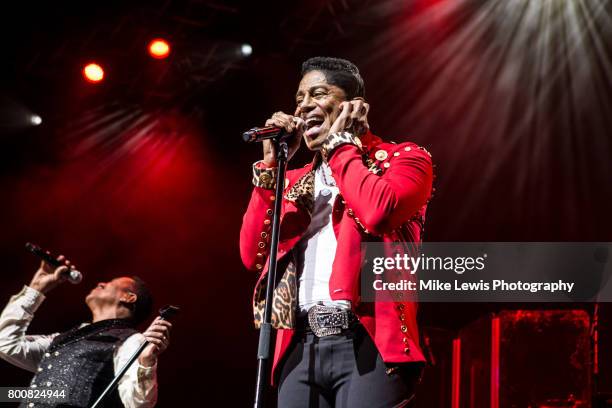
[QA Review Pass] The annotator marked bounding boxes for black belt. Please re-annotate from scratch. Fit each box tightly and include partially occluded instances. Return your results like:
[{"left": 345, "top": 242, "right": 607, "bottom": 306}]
[{"left": 297, "top": 305, "right": 358, "bottom": 337}]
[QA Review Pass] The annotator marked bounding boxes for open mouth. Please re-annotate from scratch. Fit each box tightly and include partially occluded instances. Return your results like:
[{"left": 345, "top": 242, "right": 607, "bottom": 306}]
[
  {"left": 304, "top": 116, "right": 325, "bottom": 138},
  {"left": 305, "top": 116, "right": 324, "bottom": 130}
]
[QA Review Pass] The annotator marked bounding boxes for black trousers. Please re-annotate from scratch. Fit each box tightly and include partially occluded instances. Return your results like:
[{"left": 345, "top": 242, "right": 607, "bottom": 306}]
[{"left": 277, "top": 324, "right": 422, "bottom": 408}]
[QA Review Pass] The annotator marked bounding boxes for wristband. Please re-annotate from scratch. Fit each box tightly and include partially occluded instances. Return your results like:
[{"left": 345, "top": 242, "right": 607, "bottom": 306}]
[
  {"left": 321, "top": 132, "right": 361, "bottom": 160},
  {"left": 252, "top": 160, "right": 277, "bottom": 189}
]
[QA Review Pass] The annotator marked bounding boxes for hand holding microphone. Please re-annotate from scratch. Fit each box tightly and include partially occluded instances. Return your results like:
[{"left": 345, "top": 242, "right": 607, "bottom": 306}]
[
  {"left": 260, "top": 111, "right": 304, "bottom": 167},
  {"left": 25, "top": 243, "right": 82, "bottom": 294}
]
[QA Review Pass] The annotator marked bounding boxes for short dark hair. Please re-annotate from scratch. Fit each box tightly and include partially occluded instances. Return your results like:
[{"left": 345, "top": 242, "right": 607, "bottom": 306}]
[
  {"left": 301, "top": 57, "right": 365, "bottom": 99},
  {"left": 127, "top": 276, "right": 153, "bottom": 326}
]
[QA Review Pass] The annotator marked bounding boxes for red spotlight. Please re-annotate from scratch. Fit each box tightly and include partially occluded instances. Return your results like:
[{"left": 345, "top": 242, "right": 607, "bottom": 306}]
[
  {"left": 148, "top": 39, "right": 170, "bottom": 59},
  {"left": 83, "top": 63, "right": 104, "bottom": 83}
]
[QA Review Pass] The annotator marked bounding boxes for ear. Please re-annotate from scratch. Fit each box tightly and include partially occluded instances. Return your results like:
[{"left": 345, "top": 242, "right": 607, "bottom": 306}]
[{"left": 121, "top": 292, "right": 137, "bottom": 306}]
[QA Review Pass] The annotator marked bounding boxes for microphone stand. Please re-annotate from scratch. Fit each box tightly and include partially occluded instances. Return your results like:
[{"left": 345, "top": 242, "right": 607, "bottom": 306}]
[{"left": 253, "top": 138, "right": 289, "bottom": 408}]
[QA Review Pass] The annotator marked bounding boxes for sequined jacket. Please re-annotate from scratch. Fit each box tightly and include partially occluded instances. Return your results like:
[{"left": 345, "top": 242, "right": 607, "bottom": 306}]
[
  {"left": 22, "top": 319, "right": 137, "bottom": 408},
  {"left": 239, "top": 131, "right": 434, "bottom": 382}
]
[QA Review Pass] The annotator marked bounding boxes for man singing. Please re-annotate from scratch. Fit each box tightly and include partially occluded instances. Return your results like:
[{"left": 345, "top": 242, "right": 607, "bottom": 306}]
[
  {"left": 0, "top": 256, "right": 172, "bottom": 407},
  {"left": 240, "top": 57, "right": 433, "bottom": 406}
]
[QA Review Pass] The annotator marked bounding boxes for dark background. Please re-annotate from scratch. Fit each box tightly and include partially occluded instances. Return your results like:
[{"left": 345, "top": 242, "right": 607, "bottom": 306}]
[{"left": 0, "top": 0, "right": 611, "bottom": 406}]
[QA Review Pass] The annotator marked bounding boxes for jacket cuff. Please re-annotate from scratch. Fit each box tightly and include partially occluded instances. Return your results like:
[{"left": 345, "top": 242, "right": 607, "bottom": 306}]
[
  {"left": 252, "top": 161, "right": 277, "bottom": 189},
  {"left": 138, "top": 360, "right": 157, "bottom": 371},
  {"left": 321, "top": 132, "right": 361, "bottom": 161},
  {"left": 19, "top": 285, "right": 46, "bottom": 313}
]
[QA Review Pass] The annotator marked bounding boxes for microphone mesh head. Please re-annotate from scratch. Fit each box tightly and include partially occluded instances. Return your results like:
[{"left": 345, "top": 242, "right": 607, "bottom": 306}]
[{"left": 69, "top": 270, "right": 83, "bottom": 284}]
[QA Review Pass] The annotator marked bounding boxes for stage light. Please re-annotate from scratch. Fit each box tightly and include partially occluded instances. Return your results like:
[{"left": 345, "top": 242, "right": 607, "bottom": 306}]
[
  {"left": 83, "top": 63, "right": 104, "bottom": 83},
  {"left": 240, "top": 43, "right": 253, "bottom": 57},
  {"left": 149, "top": 39, "right": 170, "bottom": 59},
  {"left": 29, "top": 114, "right": 42, "bottom": 126}
]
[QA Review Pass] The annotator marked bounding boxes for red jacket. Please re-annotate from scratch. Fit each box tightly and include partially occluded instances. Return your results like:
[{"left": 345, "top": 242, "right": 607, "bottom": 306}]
[{"left": 240, "top": 131, "right": 433, "bottom": 381}]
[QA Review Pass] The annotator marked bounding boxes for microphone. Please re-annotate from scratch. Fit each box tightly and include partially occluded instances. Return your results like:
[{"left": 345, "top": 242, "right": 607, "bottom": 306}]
[
  {"left": 25, "top": 242, "right": 83, "bottom": 284},
  {"left": 242, "top": 126, "right": 290, "bottom": 143}
]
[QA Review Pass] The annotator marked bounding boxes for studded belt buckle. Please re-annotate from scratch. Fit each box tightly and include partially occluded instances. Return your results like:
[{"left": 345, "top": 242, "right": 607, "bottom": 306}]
[{"left": 307, "top": 305, "right": 351, "bottom": 337}]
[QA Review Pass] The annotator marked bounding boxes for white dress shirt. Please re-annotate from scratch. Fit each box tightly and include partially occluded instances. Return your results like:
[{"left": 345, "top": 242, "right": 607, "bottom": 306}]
[
  {"left": 0, "top": 286, "right": 157, "bottom": 408},
  {"left": 295, "top": 162, "right": 351, "bottom": 313}
]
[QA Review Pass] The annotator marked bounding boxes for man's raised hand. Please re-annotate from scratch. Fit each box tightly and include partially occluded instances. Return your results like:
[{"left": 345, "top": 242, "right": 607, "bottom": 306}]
[
  {"left": 29, "top": 255, "right": 73, "bottom": 294},
  {"left": 329, "top": 97, "right": 370, "bottom": 136}
]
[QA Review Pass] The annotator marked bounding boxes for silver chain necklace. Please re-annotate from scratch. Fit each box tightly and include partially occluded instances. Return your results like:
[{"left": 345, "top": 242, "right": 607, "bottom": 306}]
[{"left": 319, "top": 163, "right": 337, "bottom": 187}]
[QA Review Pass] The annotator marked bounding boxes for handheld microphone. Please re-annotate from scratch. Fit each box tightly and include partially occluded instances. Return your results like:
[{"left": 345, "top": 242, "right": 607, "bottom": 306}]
[
  {"left": 242, "top": 126, "right": 290, "bottom": 143},
  {"left": 25, "top": 242, "right": 83, "bottom": 284}
]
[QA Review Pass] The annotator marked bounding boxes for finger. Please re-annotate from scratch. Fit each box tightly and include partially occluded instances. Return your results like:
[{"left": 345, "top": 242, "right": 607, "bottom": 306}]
[
  {"left": 272, "top": 112, "right": 294, "bottom": 123},
  {"left": 350, "top": 102, "right": 366, "bottom": 132},
  {"left": 147, "top": 336, "right": 168, "bottom": 348},
  {"left": 146, "top": 338, "right": 164, "bottom": 348},
  {"left": 349, "top": 100, "right": 363, "bottom": 122},
  {"left": 156, "top": 326, "right": 171, "bottom": 337},
  {"left": 144, "top": 331, "right": 167, "bottom": 341},
  {"left": 338, "top": 102, "right": 352, "bottom": 128},
  {"left": 143, "top": 331, "right": 170, "bottom": 341},
  {"left": 146, "top": 326, "right": 167, "bottom": 334},
  {"left": 282, "top": 115, "right": 298, "bottom": 132},
  {"left": 294, "top": 117, "right": 305, "bottom": 132},
  {"left": 354, "top": 100, "right": 369, "bottom": 119},
  {"left": 266, "top": 117, "right": 289, "bottom": 127},
  {"left": 340, "top": 101, "right": 351, "bottom": 114},
  {"left": 357, "top": 100, "right": 367, "bottom": 114},
  {"left": 352, "top": 98, "right": 367, "bottom": 113},
  {"left": 147, "top": 319, "right": 164, "bottom": 329},
  {"left": 152, "top": 320, "right": 172, "bottom": 329},
  {"left": 54, "top": 266, "right": 69, "bottom": 281},
  {"left": 350, "top": 100, "right": 369, "bottom": 133},
  {"left": 350, "top": 97, "right": 368, "bottom": 110},
  {"left": 267, "top": 113, "right": 291, "bottom": 125},
  {"left": 146, "top": 327, "right": 171, "bottom": 337},
  {"left": 149, "top": 319, "right": 172, "bottom": 331},
  {"left": 269, "top": 117, "right": 294, "bottom": 132},
  {"left": 340, "top": 102, "right": 352, "bottom": 118},
  {"left": 359, "top": 103, "right": 370, "bottom": 124}
]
